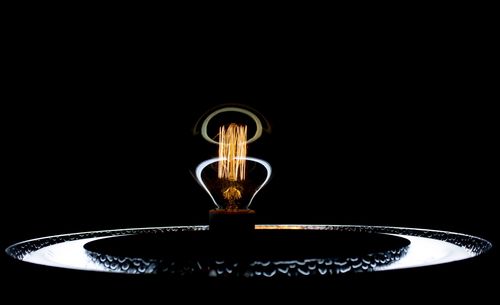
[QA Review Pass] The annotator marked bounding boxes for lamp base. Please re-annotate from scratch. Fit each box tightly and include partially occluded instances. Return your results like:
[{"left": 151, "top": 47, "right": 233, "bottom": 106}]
[{"left": 209, "top": 209, "right": 256, "bottom": 233}]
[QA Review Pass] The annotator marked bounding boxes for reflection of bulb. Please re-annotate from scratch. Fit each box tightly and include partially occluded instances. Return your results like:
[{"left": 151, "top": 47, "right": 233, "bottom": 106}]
[{"left": 195, "top": 157, "right": 271, "bottom": 210}]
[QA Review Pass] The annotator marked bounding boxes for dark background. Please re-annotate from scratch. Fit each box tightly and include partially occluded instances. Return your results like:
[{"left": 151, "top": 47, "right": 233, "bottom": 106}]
[{"left": 2, "top": 10, "right": 496, "bottom": 302}]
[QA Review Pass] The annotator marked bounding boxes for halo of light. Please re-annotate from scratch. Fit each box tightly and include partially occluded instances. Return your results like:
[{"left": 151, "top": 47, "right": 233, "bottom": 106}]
[
  {"left": 5, "top": 225, "right": 492, "bottom": 277},
  {"left": 200, "top": 107, "right": 263, "bottom": 144}
]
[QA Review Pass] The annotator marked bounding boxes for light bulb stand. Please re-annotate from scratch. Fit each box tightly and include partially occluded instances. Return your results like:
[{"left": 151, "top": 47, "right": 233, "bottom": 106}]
[{"left": 209, "top": 209, "right": 256, "bottom": 233}]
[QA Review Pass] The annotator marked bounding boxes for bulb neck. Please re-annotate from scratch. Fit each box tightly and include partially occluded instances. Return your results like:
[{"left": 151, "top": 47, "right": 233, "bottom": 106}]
[{"left": 209, "top": 209, "right": 256, "bottom": 233}]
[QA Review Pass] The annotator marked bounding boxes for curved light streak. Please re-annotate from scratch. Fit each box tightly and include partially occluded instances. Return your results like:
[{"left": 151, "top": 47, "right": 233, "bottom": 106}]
[
  {"left": 5, "top": 225, "right": 492, "bottom": 276},
  {"left": 201, "top": 107, "right": 263, "bottom": 144},
  {"left": 195, "top": 157, "right": 272, "bottom": 208}
]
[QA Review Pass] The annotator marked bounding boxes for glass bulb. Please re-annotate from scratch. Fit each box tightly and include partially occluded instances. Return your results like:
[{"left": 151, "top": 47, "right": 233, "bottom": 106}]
[{"left": 196, "top": 157, "right": 271, "bottom": 210}]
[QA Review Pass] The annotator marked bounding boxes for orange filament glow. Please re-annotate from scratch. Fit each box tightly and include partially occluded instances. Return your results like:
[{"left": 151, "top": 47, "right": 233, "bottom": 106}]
[{"left": 218, "top": 123, "right": 247, "bottom": 181}]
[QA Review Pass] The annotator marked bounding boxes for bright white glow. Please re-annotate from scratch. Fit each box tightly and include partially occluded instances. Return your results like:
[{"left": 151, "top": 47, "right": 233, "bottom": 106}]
[
  {"left": 22, "top": 237, "right": 109, "bottom": 271},
  {"left": 195, "top": 157, "right": 272, "bottom": 208},
  {"left": 7, "top": 225, "right": 491, "bottom": 274},
  {"left": 378, "top": 234, "right": 474, "bottom": 270}
]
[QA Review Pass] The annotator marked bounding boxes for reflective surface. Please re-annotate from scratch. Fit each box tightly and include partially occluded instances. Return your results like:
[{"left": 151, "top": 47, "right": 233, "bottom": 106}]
[
  {"left": 5, "top": 225, "right": 492, "bottom": 278},
  {"left": 83, "top": 230, "right": 409, "bottom": 277}
]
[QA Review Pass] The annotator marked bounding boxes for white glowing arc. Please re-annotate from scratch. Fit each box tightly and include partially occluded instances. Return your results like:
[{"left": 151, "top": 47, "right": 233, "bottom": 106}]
[
  {"left": 201, "top": 107, "right": 263, "bottom": 144},
  {"left": 9, "top": 225, "right": 490, "bottom": 274},
  {"left": 195, "top": 157, "right": 272, "bottom": 209}
]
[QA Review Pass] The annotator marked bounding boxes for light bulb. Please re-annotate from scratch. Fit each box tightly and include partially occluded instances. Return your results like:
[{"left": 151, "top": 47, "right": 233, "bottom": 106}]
[
  {"left": 193, "top": 107, "right": 272, "bottom": 231},
  {"left": 195, "top": 156, "right": 271, "bottom": 210}
]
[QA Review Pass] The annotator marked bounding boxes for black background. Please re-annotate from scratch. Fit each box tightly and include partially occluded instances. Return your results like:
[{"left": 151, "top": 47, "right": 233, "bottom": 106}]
[{"left": 2, "top": 10, "right": 497, "bottom": 302}]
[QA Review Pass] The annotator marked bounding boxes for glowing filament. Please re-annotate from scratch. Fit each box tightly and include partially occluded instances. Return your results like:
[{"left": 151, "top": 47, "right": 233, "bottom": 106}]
[
  {"left": 218, "top": 123, "right": 247, "bottom": 181},
  {"left": 223, "top": 186, "right": 242, "bottom": 201}
]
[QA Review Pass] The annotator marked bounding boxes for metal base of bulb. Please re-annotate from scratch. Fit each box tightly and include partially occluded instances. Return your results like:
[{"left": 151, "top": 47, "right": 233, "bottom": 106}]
[{"left": 209, "top": 209, "right": 256, "bottom": 233}]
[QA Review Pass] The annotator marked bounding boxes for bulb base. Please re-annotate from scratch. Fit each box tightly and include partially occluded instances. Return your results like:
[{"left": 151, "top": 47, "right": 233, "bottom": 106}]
[{"left": 209, "top": 209, "right": 256, "bottom": 233}]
